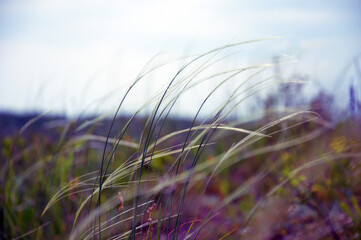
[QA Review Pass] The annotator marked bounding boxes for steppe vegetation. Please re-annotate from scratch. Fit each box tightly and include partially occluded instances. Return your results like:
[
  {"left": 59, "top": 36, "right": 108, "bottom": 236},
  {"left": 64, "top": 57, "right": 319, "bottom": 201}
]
[{"left": 1, "top": 41, "right": 360, "bottom": 239}]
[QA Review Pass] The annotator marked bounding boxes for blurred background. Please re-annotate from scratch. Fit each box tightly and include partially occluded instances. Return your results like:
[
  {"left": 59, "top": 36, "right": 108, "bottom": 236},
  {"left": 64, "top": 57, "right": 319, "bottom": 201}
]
[{"left": 1, "top": 0, "right": 361, "bottom": 118}]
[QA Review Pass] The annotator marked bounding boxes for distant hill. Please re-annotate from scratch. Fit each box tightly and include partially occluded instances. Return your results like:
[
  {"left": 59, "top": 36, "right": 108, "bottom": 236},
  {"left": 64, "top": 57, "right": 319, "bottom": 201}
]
[{"left": 0, "top": 112, "right": 194, "bottom": 141}]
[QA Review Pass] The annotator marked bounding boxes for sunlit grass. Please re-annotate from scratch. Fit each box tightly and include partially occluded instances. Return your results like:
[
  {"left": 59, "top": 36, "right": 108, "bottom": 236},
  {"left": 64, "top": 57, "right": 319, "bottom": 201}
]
[{"left": 1, "top": 39, "right": 361, "bottom": 240}]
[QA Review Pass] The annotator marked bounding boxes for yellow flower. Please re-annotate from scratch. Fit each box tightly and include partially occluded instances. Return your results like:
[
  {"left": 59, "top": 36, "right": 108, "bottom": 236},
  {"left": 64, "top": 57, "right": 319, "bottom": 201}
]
[{"left": 330, "top": 136, "right": 347, "bottom": 153}]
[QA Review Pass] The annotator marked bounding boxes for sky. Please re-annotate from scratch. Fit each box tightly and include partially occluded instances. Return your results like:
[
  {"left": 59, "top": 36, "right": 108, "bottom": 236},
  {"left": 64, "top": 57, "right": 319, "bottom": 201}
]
[{"left": 1, "top": 0, "right": 361, "bottom": 117}]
